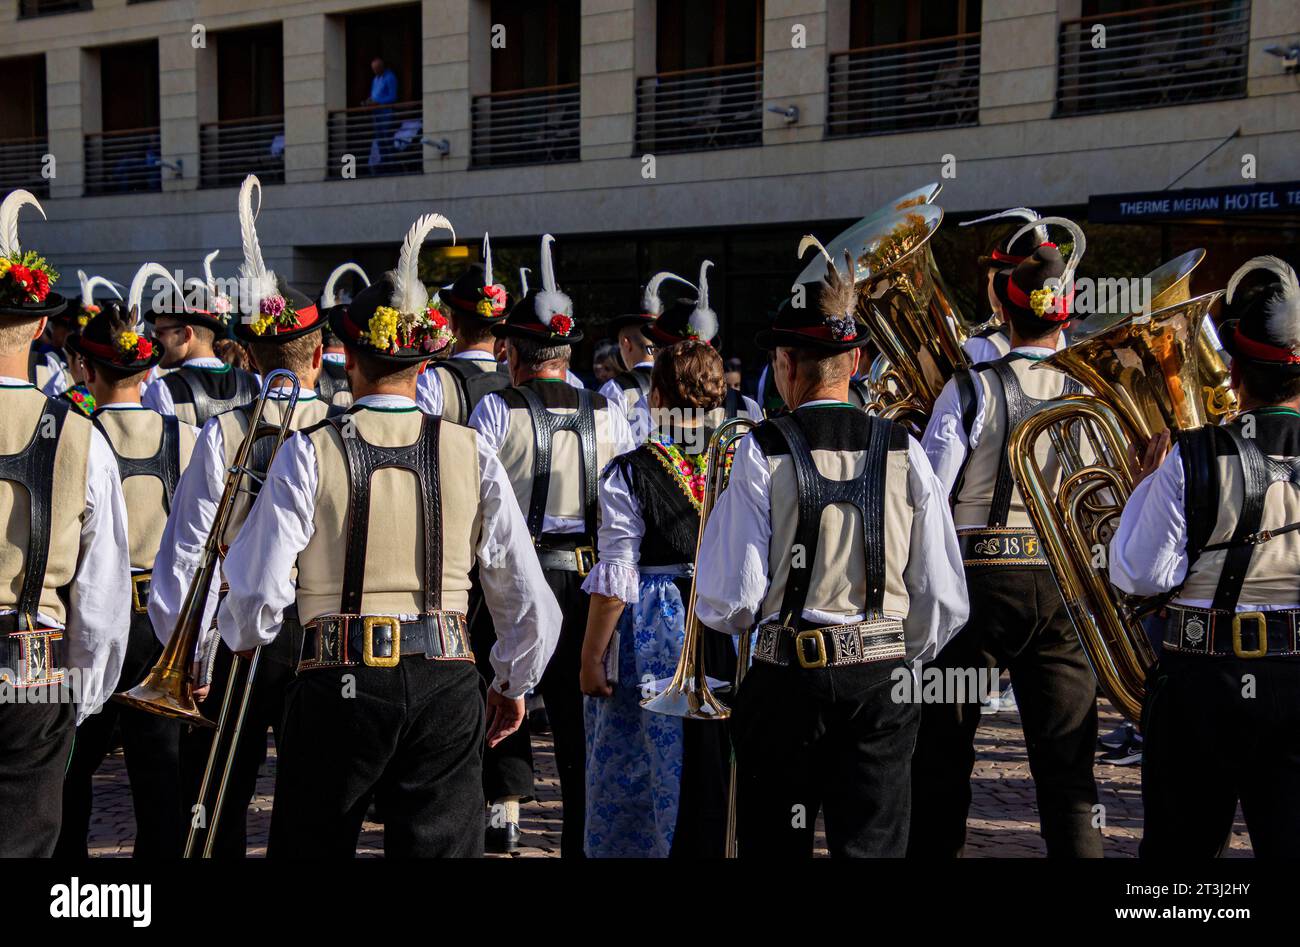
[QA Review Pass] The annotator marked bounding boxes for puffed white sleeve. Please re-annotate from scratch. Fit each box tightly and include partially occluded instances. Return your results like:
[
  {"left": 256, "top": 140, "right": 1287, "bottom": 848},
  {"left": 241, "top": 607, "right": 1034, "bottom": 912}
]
[
  {"left": 1109, "top": 444, "right": 1189, "bottom": 597},
  {"left": 467, "top": 391, "right": 510, "bottom": 454},
  {"left": 919, "top": 375, "right": 983, "bottom": 496},
  {"left": 416, "top": 368, "right": 444, "bottom": 417},
  {"left": 581, "top": 461, "right": 643, "bottom": 604},
  {"left": 901, "top": 436, "right": 969, "bottom": 664},
  {"left": 141, "top": 375, "right": 175, "bottom": 416}
]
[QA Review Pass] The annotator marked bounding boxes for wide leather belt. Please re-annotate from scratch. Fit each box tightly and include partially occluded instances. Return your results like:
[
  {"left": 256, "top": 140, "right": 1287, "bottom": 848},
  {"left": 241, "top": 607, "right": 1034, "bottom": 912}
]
[
  {"left": 298, "top": 611, "right": 473, "bottom": 671},
  {"left": 959, "top": 528, "right": 1048, "bottom": 567},
  {"left": 0, "top": 627, "right": 65, "bottom": 687},
  {"left": 131, "top": 572, "right": 152, "bottom": 615},
  {"left": 752, "top": 617, "right": 906, "bottom": 669},
  {"left": 537, "top": 545, "right": 596, "bottom": 576},
  {"left": 1164, "top": 605, "right": 1300, "bottom": 659}
]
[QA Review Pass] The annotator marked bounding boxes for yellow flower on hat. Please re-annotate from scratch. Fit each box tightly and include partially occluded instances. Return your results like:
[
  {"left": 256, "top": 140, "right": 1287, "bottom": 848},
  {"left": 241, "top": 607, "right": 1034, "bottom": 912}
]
[
  {"left": 116, "top": 330, "right": 140, "bottom": 355},
  {"left": 250, "top": 314, "right": 274, "bottom": 336},
  {"left": 1029, "top": 287, "right": 1056, "bottom": 318},
  {"left": 368, "top": 306, "right": 401, "bottom": 351},
  {"left": 0, "top": 259, "right": 10, "bottom": 278}
]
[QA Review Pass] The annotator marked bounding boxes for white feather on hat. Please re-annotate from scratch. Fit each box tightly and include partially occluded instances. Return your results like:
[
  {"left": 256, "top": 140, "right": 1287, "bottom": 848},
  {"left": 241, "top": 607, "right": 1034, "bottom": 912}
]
[
  {"left": 238, "top": 175, "right": 279, "bottom": 315},
  {"left": 1005, "top": 216, "right": 1087, "bottom": 288},
  {"left": 388, "top": 213, "right": 456, "bottom": 316},
  {"left": 128, "top": 263, "right": 186, "bottom": 326},
  {"left": 534, "top": 234, "right": 572, "bottom": 327},
  {"left": 959, "top": 207, "right": 1049, "bottom": 247},
  {"left": 77, "top": 269, "right": 122, "bottom": 310},
  {"left": 642, "top": 271, "right": 694, "bottom": 317},
  {"left": 0, "top": 189, "right": 44, "bottom": 259},
  {"left": 519, "top": 267, "right": 530, "bottom": 297},
  {"left": 1227, "top": 255, "right": 1300, "bottom": 351},
  {"left": 687, "top": 260, "right": 718, "bottom": 342},
  {"left": 322, "top": 262, "right": 370, "bottom": 308}
]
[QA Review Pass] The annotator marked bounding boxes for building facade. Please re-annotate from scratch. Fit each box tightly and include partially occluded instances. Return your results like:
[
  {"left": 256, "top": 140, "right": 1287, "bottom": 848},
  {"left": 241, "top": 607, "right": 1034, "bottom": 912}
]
[{"left": 2, "top": 0, "right": 1298, "bottom": 366}]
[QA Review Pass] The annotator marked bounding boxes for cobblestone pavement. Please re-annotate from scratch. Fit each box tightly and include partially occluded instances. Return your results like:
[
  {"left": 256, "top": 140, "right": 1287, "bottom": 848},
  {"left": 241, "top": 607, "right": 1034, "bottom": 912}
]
[{"left": 85, "top": 705, "right": 1251, "bottom": 858}]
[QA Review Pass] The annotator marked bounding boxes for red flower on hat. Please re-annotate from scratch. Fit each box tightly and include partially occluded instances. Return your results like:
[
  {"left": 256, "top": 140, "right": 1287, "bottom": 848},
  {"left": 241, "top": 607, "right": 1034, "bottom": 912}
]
[
  {"left": 136, "top": 337, "right": 153, "bottom": 360},
  {"left": 550, "top": 314, "right": 573, "bottom": 336},
  {"left": 10, "top": 265, "right": 32, "bottom": 294}
]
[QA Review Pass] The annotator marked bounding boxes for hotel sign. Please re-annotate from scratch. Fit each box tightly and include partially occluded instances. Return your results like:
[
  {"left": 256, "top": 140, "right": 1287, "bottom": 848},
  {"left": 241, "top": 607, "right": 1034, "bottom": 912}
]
[{"left": 1089, "top": 181, "right": 1300, "bottom": 222}]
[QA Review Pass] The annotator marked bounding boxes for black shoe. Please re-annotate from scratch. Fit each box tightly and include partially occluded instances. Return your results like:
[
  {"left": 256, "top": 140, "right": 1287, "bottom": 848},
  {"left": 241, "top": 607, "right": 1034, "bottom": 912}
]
[
  {"left": 1098, "top": 721, "right": 1134, "bottom": 751},
  {"left": 485, "top": 822, "right": 521, "bottom": 854},
  {"left": 1099, "top": 731, "right": 1143, "bottom": 766}
]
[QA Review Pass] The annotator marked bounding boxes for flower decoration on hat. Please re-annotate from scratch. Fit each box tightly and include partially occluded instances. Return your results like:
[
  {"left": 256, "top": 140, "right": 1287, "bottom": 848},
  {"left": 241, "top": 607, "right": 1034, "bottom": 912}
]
[
  {"left": 534, "top": 233, "right": 574, "bottom": 337},
  {"left": 799, "top": 235, "right": 861, "bottom": 342},
  {"left": 475, "top": 233, "right": 509, "bottom": 319},
  {"left": 235, "top": 176, "right": 305, "bottom": 337},
  {"left": 76, "top": 269, "right": 121, "bottom": 328},
  {"left": 682, "top": 260, "right": 719, "bottom": 343},
  {"left": 366, "top": 212, "right": 457, "bottom": 355},
  {"left": 0, "top": 190, "right": 59, "bottom": 310},
  {"left": 1002, "top": 215, "right": 1087, "bottom": 323}
]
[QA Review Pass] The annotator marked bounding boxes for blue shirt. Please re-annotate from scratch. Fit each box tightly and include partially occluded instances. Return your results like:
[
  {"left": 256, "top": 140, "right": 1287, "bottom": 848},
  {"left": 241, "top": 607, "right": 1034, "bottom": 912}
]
[{"left": 370, "top": 69, "right": 398, "bottom": 106}]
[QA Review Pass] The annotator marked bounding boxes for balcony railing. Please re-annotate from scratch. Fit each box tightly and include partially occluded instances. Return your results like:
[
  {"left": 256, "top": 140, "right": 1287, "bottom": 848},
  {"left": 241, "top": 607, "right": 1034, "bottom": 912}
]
[
  {"left": 1057, "top": 0, "right": 1250, "bottom": 117},
  {"left": 827, "top": 34, "right": 980, "bottom": 138},
  {"left": 17, "top": 0, "right": 91, "bottom": 17},
  {"left": 471, "top": 83, "right": 580, "bottom": 169},
  {"left": 200, "top": 116, "right": 285, "bottom": 189},
  {"left": 84, "top": 127, "right": 162, "bottom": 196},
  {"left": 327, "top": 101, "right": 424, "bottom": 178},
  {"left": 636, "top": 62, "right": 763, "bottom": 154},
  {"left": 0, "top": 137, "right": 50, "bottom": 197}
]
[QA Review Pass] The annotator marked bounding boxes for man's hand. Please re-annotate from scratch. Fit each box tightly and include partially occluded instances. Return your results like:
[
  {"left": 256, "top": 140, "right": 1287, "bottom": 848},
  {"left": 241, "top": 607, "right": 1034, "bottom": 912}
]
[
  {"left": 485, "top": 689, "right": 526, "bottom": 748},
  {"left": 580, "top": 657, "right": 612, "bottom": 699},
  {"left": 1130, "top": 429, "right": 1172, "bottom": 486}
]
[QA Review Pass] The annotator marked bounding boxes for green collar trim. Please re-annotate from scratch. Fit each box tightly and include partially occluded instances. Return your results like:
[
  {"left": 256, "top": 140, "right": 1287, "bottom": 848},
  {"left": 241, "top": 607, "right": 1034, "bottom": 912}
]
[
  {"left": 0, "top": 382, "right": 37, "bottom": 389},
  {"left": 800, "top": 401, "right": 854, "bottom": 409},
  {"left": 353, "top": 405, "right": 418, "bottom": 413},
  {"left": 189, "top": 362, "right": 232, "bottom": 374},
  {"left": 1249, "top": 407, "right": 1300, "bottom": 419}
]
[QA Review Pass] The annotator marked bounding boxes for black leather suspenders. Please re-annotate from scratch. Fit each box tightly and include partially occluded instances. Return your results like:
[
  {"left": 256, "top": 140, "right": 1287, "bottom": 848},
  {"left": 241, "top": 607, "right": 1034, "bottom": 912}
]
[
  {"left": 166, "top": 368, "right": 259, "bottom": 427},
  {"left": 94, "top": 413, "right": 182, "bottom": 514},
  {"left": 770, "top": 412, "right": 893, "bottom": 628},
  {"left": 517, "top": 386, "right": 598, "bottom": 542},
  {"left": 0, "top": 399, "right": 70, "bottom": 629}
]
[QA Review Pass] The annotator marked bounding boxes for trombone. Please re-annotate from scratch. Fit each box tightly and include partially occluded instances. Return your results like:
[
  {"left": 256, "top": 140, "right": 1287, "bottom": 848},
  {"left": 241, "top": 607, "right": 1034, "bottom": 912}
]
[
  {"left": 113, "top": 368, "right": 301, "bottom": 856},
  {"left": 640, "top": 416, "right": 755, "bottom": 856}
]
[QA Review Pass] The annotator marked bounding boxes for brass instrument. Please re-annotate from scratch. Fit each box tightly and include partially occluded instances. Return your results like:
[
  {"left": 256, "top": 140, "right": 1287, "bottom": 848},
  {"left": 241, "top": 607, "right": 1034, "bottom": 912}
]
[
  {"left": 640, "top": 416, "right": 754, "bottom": 857},
  {"left": 114, "top": 369, "right": 301, "bottom": 855},
  {"left": 1009, "top": 290, "right": 1227, "bottom": 722}
]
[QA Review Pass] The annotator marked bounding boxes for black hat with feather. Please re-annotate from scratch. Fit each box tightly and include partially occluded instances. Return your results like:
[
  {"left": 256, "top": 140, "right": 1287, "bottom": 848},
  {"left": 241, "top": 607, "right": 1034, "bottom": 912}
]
[
  {"left": 755, "top": 236, "right": 869, "bottom": 352},
  {"left": 1220, "top": 255, "right": 1300, "bottom": 376},
  {"left": 494, "top": 234, "right": 582, "bottom": 344}
]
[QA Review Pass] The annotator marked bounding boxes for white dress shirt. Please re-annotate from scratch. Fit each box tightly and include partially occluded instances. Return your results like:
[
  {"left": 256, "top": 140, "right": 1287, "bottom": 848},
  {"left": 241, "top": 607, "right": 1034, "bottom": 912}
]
[
  {"left": 37, "top": 350, "right": 72, "bottom": 397},
  {"left": 1109, "top": 444, "right": 1300, "bottom": 611},
  {"left": 216, "top": 394, "right": 562, "bottom": 697},
  {"left": 920, "top": 345, "right": 1055, "bottom": 529},
  {"left": 694, "top": 401, "right": 969, "bottom": 665},
  {"left": 142, "top": 356, "right": 236, "bottom": 416},
  {"left": 467, "top": 381, "right": 637, "bottom": 534},
  {"left": 580, "top": 462, "right": 644, "bottom": 604},
  {"left": 598, "top": 361, "right": 655, "bottom": 444},
  {"left": 415, "top": 349, "right": 499, "bottom": 417},
  {"left": 148, "top": 389, "right": 315, "bottom": 645},
  {"left": 0, "top": 378, "right": 131, "bottom": 722}
]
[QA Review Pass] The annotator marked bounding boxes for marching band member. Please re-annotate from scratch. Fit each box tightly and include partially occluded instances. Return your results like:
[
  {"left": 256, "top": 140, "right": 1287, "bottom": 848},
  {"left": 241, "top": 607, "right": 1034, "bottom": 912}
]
[
  {"left": 911, "top": 221, "right": 1105, "bottom": 858},
  {"left": 142, "top": 249, "right": 258, "bottom": 426},
  {"left": 641, "top": 260, "right": 763, "bottom": 423},
  {"left": 580, "top": 340, "right": 734, "bottom": 858},
  {"left": 56, "top": 266, "right": 199, "bottom": 858},
  {"left": 695, "top": 242, "right": 967, "bottom": 857},
  {"left": 1111, "top": 256, "right": 1300, "bottom": 857},
  {"left": 316, "top": 262, "right": 369, "bottom": 407},
  {"left": 468, "top": 234, "right": 635, "bottom": 855},
  {"left": 0, "top": 190, "right": 131, "bottom": 856},
  {"left": 148, "top": 175, "right": 336, "bottom": 856},
  {"left": 416, "top": 234, "right": 511, "bottom": 422},
  {"left": 218, "top": 212, "right": 561, "bottom": 857},
  {"left": 596, "top": 272, "right": 690, "bottom": 442}
]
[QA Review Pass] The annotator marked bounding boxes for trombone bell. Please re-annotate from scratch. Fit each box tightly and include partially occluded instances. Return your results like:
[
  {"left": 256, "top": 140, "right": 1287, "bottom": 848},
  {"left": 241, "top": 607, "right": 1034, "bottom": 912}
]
[{"left": 115, "top": 666, "right": 216, "bottom": 727}]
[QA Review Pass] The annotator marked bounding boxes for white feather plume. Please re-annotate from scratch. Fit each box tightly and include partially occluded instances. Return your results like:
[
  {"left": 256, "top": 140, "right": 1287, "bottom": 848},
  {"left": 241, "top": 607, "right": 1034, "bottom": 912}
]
[
  {"left": 519, "top": 267, "right": 530, "bottom": 296},
  {"left": 1005, "top": 216, "right": 1087, "bottom": 285},
  {"left": 534, "top": 234, "right": 572, "bottom": 326},
  {"left": 128, "top": 263, "right": 186, "bottom": 323},
  {"left": 203, "top": 250, "right": 220, "bottom": 293},
  {"left": 483, "top": 233, "right": 494, "bottom": 289},
  {"left": 79, "top": 271, "right": 121, "bottom": 310},
  {"left": 389, "top": 213, "right": 455, "bottom": 315},
  {"left": 322, "top": 262, "right": 370, "bottom": 308},
  {"left": 688, "top": 260, "right": 718, "bottom": 343},
  {"left": 0, "top": 189, "right": 45, "bottom": 259},
  {"left": 1226, "top": 256, "right": 1300, "bottom": 350},
  {"left": 642, "top": 271, "right": 694, "bottom": 316},
  {"left": 238, "top": 175, "right": 278, "bottom": 310},
  {"left": 797, "top": 235, "right": 835, "bottom": 267},
  {"left": 1226, "top": 255, "right": 1294, "bottom": 304}
]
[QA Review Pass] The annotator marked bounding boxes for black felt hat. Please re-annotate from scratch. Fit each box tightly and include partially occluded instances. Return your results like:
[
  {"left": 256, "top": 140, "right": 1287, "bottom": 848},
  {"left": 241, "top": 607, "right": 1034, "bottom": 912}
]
[
  {"left": 608, "top": 270, "right": 694, "bottom": 336},
  {"left": 990, "top": 215, "right": 1086, "bottom": 330},
  {"left": 440, "top": 235, "right": 510, "bottom": 328},
  {"left": 65, "top": 262, "right": 180, "bottom": 372},
  {"left": 755, "top": 237, "right": 869, "bottom": 353},
  {"left": 961, "top": 207, "right": 1049, "bottom": 272},
  {"left": 317, "top": 261, "right": 370, "bottom": 346},
  {"left": 231, "top": 277, "right": 325, "bottom": 344},
  {"left": 641, "top": 261, "right": 717, "bottom": 347},
  {"left": 492, "top": 234, "right": 582, "bottom": 345},
  {"left": 0, "top": 190, "right": 67, "bottom": 321},
  {"left": 1219, "top": 255, "right": 1300, "bottom": 376}
]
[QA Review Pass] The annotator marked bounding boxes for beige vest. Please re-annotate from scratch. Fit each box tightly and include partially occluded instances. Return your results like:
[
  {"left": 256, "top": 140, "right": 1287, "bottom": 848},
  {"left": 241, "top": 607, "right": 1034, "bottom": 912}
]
[
  {"left": 94, "top": 408, "right": 198, "bottom": 570},
  {"left": 952, "top": 356, "right": 1076, "bottom": 529},
  {"left": 433, "top": 358, "right": 506, "bottom": 425},
  {"left": 296, "top": 408, "right": 482, "bottom": 622},
  {"left": 760, "top": 444, "right": 915, "bottom": 622},
  {"left": 215, "top": 395, "right": 332, "bottom": 546},
  {"left": 497, "top": 390, "right": 619, "bottom": 528},
  {"left": 1181, "top": 452, "right": 1300, "bottom": 605},
  {"left": 0, "top": 386, "right": 92, "bottom": 625}
]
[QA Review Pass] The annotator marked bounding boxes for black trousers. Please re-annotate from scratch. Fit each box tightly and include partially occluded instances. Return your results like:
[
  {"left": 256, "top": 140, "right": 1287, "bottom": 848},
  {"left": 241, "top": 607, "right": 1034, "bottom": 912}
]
[
  {"left": 908, "top": 566, "right": 1103, "bottom": 858},
  {"left": 55, "top": 610, "right": 183, "bottom": 859},
  {"left": 179, "top": 625, "right": 299, "bottom": 858},
  {"left": 475, "top": 557, "right": 589, "bottom": 857},
  {"left": 0, "top": 686, "right": 74, "bottom": 857},
  {"left": 269, "top": 658, "right": 486, "bottom": 858},
  {"left": 730, "top": 654, "right": 919, "bottom": 858},
  {"left": 1141, "top": 651, "right": 1300, "bottom": 858}
]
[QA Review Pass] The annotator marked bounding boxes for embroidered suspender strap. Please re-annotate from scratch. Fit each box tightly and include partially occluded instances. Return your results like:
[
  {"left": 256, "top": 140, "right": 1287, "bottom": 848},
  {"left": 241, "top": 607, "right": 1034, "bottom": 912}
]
[
  {"left": 168, "top": 368, "right": 260, "bottom": 427},
  {"left": 1210, "top": 426, "right": 1274, "bottom": 614},
  {"left": 0, "top": 399, "right": 69, "bottom": 627},
  {"left": 333, "top": 412, "right": 443, "bottom": 616},
  {"left": 771, "top": 412, "right": 891, "bottom": 626},
  {"left": 986, "top": 357, "right": 1081, "bottom": 528},
  {"left": 518, "top": 386, "right": 598, "bottom": 542},
  {"left": 94, "top": 413, "right": 182, "bottom": 514}
]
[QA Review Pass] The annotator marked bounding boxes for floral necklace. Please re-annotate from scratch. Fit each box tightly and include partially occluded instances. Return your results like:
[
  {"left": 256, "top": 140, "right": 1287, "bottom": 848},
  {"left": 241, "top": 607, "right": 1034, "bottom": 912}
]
[
  {"left": 63, "top": 384, "right": 96, "bottom": 416},
  {"left": 647, "top": 435, "right": 708, "bottom": 509}
]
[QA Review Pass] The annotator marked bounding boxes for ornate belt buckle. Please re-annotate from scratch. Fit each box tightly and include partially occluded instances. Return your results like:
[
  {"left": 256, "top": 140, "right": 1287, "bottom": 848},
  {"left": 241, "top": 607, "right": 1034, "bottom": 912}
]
[
  {"left": 574, "top": 546, "right": 596, "bottom": 578},
  {"left": 794, "top": 629, "right": 828, "bottom": 669},
  {"left": 1232, "top": 611, "right": 1268, "bottom": 659},
  {"left": 131, "top": 573, "right": 151, "bottom": 614},
  {"left": 362, "top": 616, "right": 401, "bottom": 668}
]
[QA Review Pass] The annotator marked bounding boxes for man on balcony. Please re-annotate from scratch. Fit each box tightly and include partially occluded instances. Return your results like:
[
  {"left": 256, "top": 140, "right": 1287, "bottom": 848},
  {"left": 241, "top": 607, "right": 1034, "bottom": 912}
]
[{"left": 363, "top": 57, "right": 398, "bottom": 174}]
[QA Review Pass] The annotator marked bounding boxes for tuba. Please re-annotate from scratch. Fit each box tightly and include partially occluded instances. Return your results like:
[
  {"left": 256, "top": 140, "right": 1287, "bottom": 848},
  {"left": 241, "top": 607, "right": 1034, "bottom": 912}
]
[{"left": 1009, "top": 279, "right": 1229, "bottom": 722}]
